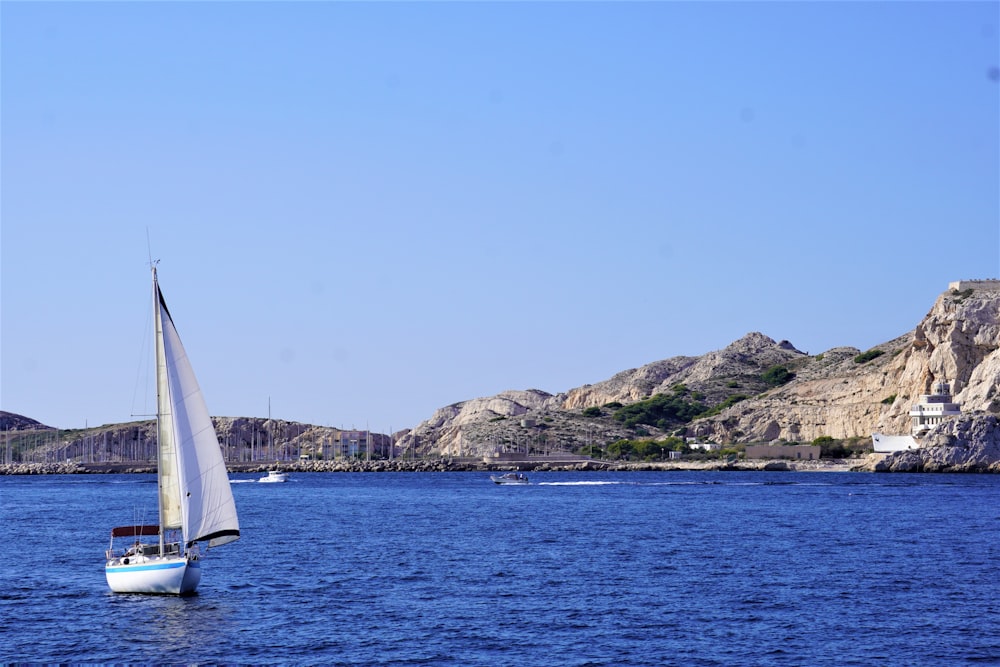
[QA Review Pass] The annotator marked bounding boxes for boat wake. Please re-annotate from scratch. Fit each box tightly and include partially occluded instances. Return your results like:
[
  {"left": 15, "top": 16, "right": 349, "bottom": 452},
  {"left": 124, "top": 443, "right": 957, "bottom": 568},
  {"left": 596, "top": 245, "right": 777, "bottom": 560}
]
[
  {"left": 537, "top": 481, "right": 627, "bottom": 486},
  {"left": 538, "top": 480, "right": 726, "bottom": 487}
]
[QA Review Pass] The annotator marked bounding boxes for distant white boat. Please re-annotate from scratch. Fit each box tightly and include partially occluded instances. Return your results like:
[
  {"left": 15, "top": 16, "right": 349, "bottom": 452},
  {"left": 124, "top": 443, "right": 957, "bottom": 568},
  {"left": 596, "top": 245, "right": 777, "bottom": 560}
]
[
  {"left": 491, "top": 472, "right": 529, "bottom": 485},
  {"left": 259, "top": 470, "right": 289, "bottom": 483},
  {"left": 104, "top": 265, "right": 240, "bottom": 595}
]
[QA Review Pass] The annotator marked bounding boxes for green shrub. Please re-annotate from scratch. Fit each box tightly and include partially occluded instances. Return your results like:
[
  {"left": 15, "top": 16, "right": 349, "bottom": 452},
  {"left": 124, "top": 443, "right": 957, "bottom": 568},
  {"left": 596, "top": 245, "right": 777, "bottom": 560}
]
[
  {"left": 582, "top": 406, "right": 603, "bottom": 418},
  {"left": 854, "top": 349, "right": 884, "bottom": 364},
  {"left": 951, "top": 288, "right": 973, "bottom": 303},
  {"left": 612, "top": 387, "right": 707, "bottom": 430},
  {"left": 881, "top": 394, "right": 896, "bottom": 405},
  {"left": 762, "top": 365, "right": 795, "bottom": 386},
  {"left": 606, "top": 437, "right": 684, "bottom": 461}
]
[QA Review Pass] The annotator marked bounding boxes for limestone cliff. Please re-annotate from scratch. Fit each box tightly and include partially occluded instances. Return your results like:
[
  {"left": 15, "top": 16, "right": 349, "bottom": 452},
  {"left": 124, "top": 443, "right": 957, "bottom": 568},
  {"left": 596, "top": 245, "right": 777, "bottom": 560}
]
[
  {"left": 396, "top": 332, "right": 812, "bottom": 457},
  {"left": 6, "top": 416, "right": 349, "bottom": 464},
  {"left": 398, "top": 281, "right": 1000, "bottom": 465},
  {"left": 690, "top": 282, "right": 999, "bottom": 444}
]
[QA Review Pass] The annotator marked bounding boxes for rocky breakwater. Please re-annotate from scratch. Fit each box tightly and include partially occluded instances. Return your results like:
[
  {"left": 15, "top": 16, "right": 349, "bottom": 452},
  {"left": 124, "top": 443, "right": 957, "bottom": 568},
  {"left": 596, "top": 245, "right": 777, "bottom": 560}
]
[
  {"left": 0, "top": 461, "right": 86, "bottom": 475},
  {"left": 874, "top": 414, "right": 1000, "bottom": 473},
  {"left": 260, "top": 458, "right": 488, "bottom": 473}
]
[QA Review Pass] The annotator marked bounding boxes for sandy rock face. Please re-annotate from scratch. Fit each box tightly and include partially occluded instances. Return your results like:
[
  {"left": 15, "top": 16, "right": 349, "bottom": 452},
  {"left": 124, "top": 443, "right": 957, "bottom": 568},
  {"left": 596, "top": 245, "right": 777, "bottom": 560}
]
[
  {"left": 397, "top": 282, "right": 1000, "bottom": 469},
  {"left": 561, "top": 332, "right": 806, "bottom": 411},
  {"left": 692, "top": 286, "right": 1000, "bottom": 445}
]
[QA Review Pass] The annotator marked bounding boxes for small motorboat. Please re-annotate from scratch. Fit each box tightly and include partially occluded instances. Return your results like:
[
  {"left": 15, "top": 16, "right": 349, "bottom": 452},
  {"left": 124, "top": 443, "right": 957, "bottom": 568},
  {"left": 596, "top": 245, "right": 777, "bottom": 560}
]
[
  {"left": 490, "top": 473, "right": 529, "bottom": 485},
  {"left": 259, "top": 470, "right": 289, "bottom": 483}
]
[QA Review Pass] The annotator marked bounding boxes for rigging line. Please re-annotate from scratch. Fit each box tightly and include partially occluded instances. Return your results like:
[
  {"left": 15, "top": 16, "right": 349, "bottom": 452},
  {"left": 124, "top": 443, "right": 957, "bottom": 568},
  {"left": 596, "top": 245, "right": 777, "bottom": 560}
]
[{"left": 130, "top": 291, "right": 155, "bottom": 419}]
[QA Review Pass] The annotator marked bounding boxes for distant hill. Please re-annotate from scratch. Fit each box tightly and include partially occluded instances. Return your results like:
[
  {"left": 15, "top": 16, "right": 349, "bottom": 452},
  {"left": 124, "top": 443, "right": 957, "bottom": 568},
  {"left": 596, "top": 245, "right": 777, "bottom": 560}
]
[
  {"left": 0, "top": 411, "right": 54, "bottom": 432},
  {"left": 8, "top": 280, "right": 999, "bottom": 472},
  {"left": 0, "top": 415, "right": 384, "bottom": 466}
]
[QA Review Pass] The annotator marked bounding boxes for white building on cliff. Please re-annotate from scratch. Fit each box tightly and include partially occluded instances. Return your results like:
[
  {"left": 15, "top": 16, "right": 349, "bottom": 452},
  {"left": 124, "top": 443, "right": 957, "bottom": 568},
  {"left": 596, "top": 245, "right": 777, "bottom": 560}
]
[
  {"left": 872, "top": 379, "right": 962, "bottom": 453},
  {"left": 909, "top": 380, "right": 962, "bottom": 437}
]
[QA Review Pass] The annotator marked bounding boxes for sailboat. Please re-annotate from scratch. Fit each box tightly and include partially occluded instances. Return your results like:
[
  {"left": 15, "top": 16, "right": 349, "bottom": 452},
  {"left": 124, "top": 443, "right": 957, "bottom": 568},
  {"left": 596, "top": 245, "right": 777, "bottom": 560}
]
[
  {"left": 259, "top": 398, "right": 289, "bottom": 482},
  {"left": 104, "top": 264, "right": 240, "bottom": 595}
]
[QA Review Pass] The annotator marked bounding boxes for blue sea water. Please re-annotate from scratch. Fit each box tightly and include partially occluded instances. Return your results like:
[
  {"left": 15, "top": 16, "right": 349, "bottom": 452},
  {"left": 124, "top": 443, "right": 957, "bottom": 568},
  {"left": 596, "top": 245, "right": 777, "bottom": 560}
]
[{"left": 1, "top": 471, "right": 998, "bottom": 666}]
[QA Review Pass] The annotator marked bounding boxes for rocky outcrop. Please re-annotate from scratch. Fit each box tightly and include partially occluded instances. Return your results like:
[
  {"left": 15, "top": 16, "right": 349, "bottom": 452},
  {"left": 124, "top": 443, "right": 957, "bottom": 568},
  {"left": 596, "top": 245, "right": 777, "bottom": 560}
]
[
  {"left": 398, "top": 281, "right": 1000, "bottom": 472},
  {"left": 396, "top": 332, "right": 811, "bottom": 457},
  {"left": 873, "top": 414, "right": 1000, "bottom": 473},
  {"left": 560, "top": 332, "right": 807, "bottom": 410},
  {"left": 395, "top": 389, "right": 639, "bottom": 458},
  {"left": 0, "top": 411, "right": 54, "bottom": 432},
  {"left": 691, "top": 285, "right": 1000, "bottom": 445},
  {"left": 686, "top": 341, "right": 910, "bottom": 443}
]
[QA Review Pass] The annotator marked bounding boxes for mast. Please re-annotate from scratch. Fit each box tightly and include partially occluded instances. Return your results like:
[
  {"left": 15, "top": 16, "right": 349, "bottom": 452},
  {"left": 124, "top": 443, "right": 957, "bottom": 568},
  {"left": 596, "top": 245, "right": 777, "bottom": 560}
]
[
  {"left": 153, "top": 264, "right": 185, "bottom": 552},
  {"left": 152, "top": 264, "right": 167, "bottom": 554}
]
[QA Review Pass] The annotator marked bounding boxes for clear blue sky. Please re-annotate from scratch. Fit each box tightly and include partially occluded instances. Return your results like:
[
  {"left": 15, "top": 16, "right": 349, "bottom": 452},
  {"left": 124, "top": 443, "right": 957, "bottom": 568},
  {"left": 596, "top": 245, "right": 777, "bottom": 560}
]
[{"left": 3, "top": 1, "right": 998, "bottom": 432}]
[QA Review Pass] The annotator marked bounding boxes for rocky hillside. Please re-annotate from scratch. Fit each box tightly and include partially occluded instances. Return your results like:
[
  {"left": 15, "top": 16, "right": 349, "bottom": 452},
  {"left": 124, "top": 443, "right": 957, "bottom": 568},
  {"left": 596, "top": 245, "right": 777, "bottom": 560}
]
[
  {"left": 396, "top": 281, "right": 1000, "bottom": 463},
  {"left": 1, "top": 415, "right": 381, "bottom": 464},
  {"left": 395, "top": 332, "right": 814, "bottom": 457},
  {"left": 0, "top": 411, "right": 54, "bottom": 432},
  {"left": 690, "top": 282, "right": 1000, "bottom": 444},
  {"left": 9, "top": 281, "right": 998, "bottom": 472}
]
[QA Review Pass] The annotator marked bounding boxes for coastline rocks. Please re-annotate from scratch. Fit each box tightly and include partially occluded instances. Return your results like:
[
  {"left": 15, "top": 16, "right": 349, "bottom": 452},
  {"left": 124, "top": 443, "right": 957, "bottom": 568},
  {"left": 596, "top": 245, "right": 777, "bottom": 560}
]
[
  {"left": 874, "top": 414, "right": 1000, "bottom": 473},
  {"left": 0, "top": 461, "right": 86, "bottom": 475},
  {"left": 0, "top": 457, "right": 865, "bottom": 475}
]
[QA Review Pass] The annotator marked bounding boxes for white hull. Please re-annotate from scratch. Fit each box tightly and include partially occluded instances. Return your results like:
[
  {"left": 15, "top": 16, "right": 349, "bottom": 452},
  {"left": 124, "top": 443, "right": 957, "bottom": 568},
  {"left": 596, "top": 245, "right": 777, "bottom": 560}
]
[
  {"left": 871, "top": 433, "right": 919, "bottom": 454},
  {"left": 491, "top": 474, "right": 529, "bottom": 485},
  {"left": 106, "top": 554, "right": 201, "bottom": 595},
  {"left": 260, "top": 471, "right": 288, "bottom": 483}
]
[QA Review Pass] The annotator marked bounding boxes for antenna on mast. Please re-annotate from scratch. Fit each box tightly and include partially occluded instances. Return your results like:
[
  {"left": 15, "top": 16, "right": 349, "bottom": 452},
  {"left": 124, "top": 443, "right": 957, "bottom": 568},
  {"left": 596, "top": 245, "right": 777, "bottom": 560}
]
[{"left": 146, "top": 228, "right": 159, "bottom": 272}]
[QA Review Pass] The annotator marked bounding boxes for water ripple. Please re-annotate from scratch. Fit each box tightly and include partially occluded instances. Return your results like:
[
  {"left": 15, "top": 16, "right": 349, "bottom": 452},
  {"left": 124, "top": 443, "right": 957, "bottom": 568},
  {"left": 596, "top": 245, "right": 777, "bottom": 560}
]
[{"left": 1, "top": 471, "right": 998, "bottom": 665}]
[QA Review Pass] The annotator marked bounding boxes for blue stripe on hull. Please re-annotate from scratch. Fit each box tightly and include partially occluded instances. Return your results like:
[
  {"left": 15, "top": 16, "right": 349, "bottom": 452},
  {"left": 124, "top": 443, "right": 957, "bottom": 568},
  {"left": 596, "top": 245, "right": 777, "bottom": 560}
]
[
  {"left": 106, "top": 558, "right": 202, "bottom": 595},
  {"left": 106, "top": 561, "right": 188, "bottom": 573}
]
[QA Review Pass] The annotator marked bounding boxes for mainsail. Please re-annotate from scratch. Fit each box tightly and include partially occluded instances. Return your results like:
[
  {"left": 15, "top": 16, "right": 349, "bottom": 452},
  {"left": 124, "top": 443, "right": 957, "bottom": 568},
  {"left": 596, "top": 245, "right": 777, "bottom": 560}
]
[{"left": 154, "top": 270, "right": 240, "bottom": 548}]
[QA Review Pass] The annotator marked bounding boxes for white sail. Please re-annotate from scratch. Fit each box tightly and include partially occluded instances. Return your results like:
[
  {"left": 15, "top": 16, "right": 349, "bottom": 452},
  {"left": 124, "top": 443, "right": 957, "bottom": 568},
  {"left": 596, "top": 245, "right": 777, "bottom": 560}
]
[
  {"left": 106, "top": 266, "right": 239, "bottom": 595},
  {"left": 154, "top": 283, "right": 183, "bottom": 531},
  {"left": 156, "top": 272, "right": 240, "bottom": 547}
]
